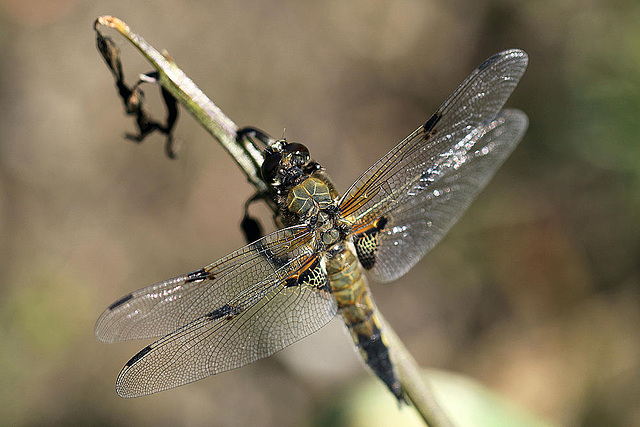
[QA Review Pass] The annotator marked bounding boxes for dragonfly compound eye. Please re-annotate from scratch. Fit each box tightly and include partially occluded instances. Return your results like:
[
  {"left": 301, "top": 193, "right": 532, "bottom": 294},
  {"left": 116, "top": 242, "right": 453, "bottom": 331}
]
[
  {"left": 261, "top": 151, "right": 282, "bottom": 183},
  {"left": 284, "top": 142, "right": 309, "bottom": 155},
  {"left": 284, "top": 142, "right": 310, "bottom": 166}
]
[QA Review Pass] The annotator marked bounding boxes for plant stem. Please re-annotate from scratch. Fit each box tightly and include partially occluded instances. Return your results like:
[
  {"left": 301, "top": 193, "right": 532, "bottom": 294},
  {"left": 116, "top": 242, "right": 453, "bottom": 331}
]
[
  {"left": 95, "top": 16, "right": 453, "bottom": 426},
  {"left": 379, "top": 313, "right": 454, "bottom": 426}
]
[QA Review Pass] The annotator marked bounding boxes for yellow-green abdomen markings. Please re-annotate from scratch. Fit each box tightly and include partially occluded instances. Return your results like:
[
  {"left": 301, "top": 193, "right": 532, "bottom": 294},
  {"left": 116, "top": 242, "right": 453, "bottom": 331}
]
[{"left": 326, "top": 246, "right": 404, "bottom": 400}]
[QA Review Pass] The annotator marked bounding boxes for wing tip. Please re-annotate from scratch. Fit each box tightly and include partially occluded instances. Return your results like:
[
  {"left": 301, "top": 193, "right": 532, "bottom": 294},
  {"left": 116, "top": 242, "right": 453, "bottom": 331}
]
[
  {"left": 94, "top": 293, "right": 134, "bottom": 342},
  {"left": 94, "top": 311, "right": 115, "bottom": 343},
  {"left": 483, "top": 48, "right": 528, "bottom": 66},
  {"left": 95, "top": 298, "right": 132, "bottom": 343},
  {"left": 477, "top": 49, "right": 529, "bottom": 79},
  {"left": 501, "top": 48, "right": 528, "bottom": 62},
  {"left": 115, "top": 385, "right": 139, "bottom": 399},
  {"left": 498, "top": 108, "right": 529, "bottom": 133},
  {"left": 114, "top": 345, "right": 154, "bottom": 398},
  {"left": 115, "top": 384, "right": 144, "bottom": 399}
]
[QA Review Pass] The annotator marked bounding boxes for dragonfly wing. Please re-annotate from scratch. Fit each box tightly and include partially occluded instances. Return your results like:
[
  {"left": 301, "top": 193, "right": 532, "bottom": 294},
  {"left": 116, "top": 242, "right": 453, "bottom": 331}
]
[
  {"left": 340, "top": 49, "right": 528, "bottom": 282},
  {"left": 354, "top": 109, "right": 528, "bottom": 282},
  {"left": 96, "top": 225, "right": 316, "bottom": 342},
  {"left": 115, "top": 252, "right": 336, "bottom": 397}
]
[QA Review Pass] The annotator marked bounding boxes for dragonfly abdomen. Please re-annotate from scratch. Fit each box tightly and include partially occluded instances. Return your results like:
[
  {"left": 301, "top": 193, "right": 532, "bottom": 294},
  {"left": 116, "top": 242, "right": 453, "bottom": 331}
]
[{"left": 326, "top": 245, "right": 404, "bottom": 401}]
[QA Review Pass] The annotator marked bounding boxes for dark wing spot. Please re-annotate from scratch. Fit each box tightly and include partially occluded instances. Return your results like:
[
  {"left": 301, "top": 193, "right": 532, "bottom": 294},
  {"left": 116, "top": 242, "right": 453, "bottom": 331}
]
[
  {"left": 353, "top": 216, "right": 388, "bottom": 270},
  {"left": 251, "top": 239, "right": 291, "bottom": 270},
  {"left": 185, "top": 268, "right": 210, "bottom": 283},
  {"left": 423, "top": 111, "right": 442, "bottom": 134},
  {"left": 285, "top": 257, "right": 319, "bottom": 288},
  {"left": 108, "top": 293, "right": 133, "bottom": 310},
  {"left": 376, "top": 216, "right": 388, "bottom": 230},
  {"left": 125, "top": 345, "right": 152, "bottom": 367},
  {"left": 284, "top": 276, "right": 298, "bottom": 288},
  {"left": 478, "top": 51, "right": 501, "bottom": 71},
  {"left": 206, "top": 304, "right": 241, "bottom": 320}
]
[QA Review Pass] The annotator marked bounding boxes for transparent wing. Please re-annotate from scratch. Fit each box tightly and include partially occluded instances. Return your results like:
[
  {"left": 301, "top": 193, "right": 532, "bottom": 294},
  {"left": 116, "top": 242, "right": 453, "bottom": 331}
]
[
  {"left": 96, "top": 225, "right": 315, "bottom": 343},
  {"left": 340, "top": 49, "right": 528, "bottom": 282},
  {"left": 352, "top": 109, "right": 528, "bottom": 282},
  {"left": 115, "top": 252, "right": 336, "bottom": 398}
]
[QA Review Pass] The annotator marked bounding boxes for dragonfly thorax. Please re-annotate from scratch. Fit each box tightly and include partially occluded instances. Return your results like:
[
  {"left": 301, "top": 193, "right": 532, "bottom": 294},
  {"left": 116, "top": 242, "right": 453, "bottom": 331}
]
[
  {"left": 286, "top": 177, "right": 333, "bottom": 217},
  {"left": 286, "top": 176, "right": 351, "bottom": 250},
  {"left": 262, "top": 139, "right": 349, "bottom": 245}
]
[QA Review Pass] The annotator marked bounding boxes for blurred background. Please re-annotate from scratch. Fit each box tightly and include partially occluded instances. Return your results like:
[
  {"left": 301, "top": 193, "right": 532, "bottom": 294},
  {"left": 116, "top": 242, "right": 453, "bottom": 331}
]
[{"left": 1, "top": 0, "right": 639, "bottom": 425}]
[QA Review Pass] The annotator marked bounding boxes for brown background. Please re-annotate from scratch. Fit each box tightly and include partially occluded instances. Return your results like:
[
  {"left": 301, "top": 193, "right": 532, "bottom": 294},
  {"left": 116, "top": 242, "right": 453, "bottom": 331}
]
[{"left": 1, "top": 0, "right": 639, "bottom": 425}]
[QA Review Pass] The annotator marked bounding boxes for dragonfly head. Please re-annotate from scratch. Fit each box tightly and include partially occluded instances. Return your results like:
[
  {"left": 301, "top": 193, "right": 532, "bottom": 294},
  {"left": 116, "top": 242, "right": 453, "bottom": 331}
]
[{"left": 262, "top": 140, "right": 321, "bottom": 189}]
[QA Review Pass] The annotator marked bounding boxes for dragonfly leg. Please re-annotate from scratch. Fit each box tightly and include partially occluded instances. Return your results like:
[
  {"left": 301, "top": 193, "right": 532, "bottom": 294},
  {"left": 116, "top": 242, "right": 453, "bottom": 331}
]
[
  {"left": 237, "top": 127, "right": 279, "bottom": 243},
  {"left": 236, "top": 126, "right": 275, "bottom": 147},
  {"left": 241, "top": 191, "right": 271, "bottom": 243}
]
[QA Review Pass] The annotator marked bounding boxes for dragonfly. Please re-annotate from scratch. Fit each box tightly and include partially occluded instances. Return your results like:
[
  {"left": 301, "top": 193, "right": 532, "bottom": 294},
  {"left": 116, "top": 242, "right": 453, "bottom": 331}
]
[{"left": 96, "top": 49, "right": 528, "bottom": 401}]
